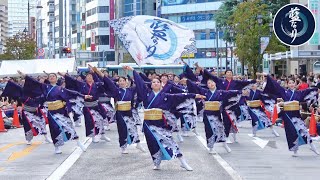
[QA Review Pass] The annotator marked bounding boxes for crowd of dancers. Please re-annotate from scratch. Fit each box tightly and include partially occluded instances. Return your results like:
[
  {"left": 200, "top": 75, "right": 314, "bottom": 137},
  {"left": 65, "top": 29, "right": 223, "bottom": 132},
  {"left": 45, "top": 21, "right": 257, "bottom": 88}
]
[{"left": 1, "top": 62, "right": 319, "bottom": 171}]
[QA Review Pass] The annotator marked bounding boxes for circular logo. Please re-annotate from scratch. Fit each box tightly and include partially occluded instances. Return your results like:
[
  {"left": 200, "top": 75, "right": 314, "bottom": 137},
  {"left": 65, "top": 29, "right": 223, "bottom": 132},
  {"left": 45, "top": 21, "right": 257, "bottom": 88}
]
[{"left": 273, "top": 3, "right": 315, "bottom": 46}]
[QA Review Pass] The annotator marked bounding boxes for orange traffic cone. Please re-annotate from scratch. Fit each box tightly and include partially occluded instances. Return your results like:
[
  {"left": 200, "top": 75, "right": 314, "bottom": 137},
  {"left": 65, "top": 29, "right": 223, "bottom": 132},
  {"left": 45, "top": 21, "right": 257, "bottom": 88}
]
[
  {"left": 309, "top": 109, "right": 318, "bottom": 137},
  {"left": 272, "top": 104, "right": 278, "bottom": 125},
  {"left": 0, "top": 109, "right": 7, "bottom": 132},
  {"left": 12, "top": 105, "right": 21, "bottom": 128}
]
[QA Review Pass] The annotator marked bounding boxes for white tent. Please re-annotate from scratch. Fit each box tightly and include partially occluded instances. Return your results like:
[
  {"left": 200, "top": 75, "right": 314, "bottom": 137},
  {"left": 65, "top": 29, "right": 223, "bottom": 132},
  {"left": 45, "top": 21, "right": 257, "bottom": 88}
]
[{"left": 0, "top": 58, "right": 77, "bottom": 77}]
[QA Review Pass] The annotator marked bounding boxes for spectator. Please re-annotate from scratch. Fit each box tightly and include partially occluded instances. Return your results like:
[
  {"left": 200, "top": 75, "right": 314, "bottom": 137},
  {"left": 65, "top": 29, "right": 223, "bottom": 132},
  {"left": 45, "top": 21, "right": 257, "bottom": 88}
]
[
  {"left": 298, "top": 77, "right": 309, "bottom": 90},
  {"left": 0, "top": 78, "right": 6, "bottom": 89}
]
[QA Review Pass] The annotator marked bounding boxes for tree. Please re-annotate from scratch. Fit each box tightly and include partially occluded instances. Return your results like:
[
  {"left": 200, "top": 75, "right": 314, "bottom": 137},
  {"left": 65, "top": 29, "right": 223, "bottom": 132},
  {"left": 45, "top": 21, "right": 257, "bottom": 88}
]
[
  {"left": 265, "top": 0, "right": 290, "bottom": 16},
  {"left": 0, "top": 32, "right": 36, "bottom": 60},
  {"left": 214, "top": 0, "right": 239, "bottom": 42},
  {"left": 230, "top": 0, "right": 287, "bottom": 78}
]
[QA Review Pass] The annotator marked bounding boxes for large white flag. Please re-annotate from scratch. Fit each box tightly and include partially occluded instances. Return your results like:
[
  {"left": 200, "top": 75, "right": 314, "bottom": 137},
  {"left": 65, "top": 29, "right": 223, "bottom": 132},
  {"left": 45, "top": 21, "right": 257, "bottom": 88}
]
[{"left": 109, "top": 15, "right": 196, "bottom": 65}]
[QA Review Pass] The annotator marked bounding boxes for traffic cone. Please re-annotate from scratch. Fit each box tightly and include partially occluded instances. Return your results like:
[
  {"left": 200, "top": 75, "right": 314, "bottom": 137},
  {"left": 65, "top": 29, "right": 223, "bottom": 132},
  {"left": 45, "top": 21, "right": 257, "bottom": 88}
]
[
  {"left": 272, "top": 104, "right": 278, "bottom": 125},
  {"left": 12, "top": 105, "right": 21, "bottom": 128},
  {"left": 309, "top": 109, "right": 318, "bottom": 137},
  {"left": 0, "top": 109, "right": 7, "bottom": 132}
]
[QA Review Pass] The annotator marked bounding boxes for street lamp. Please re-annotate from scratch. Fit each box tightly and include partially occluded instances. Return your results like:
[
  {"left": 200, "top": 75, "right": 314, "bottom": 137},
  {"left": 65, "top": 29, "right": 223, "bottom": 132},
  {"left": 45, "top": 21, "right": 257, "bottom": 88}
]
[
  {"left": 257, "top": 14, "right": 263, "bottom": 72},
  {"left": 28, "top": 0, "right": 43, "bottom": 36},
  {"left": 269, "top": 23, "right": 273, "bottom": 36},
  {"left": 230, "top": 28, "right": 234, "bottom": 72},
  {"left": 215, "top": 27, "right": 220, "bottom": 76}
]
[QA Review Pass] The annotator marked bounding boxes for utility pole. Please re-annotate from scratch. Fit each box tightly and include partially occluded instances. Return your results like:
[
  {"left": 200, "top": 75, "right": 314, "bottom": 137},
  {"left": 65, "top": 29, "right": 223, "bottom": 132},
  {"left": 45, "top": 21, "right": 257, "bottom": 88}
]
[
  {"left": 216, "top": 29, "right": 220, "bottom": 76},
  {"left": 28, "top": 0, "right": 30, "bottom": 35},
  {"left": 59, "top": 0, "right": 63, "bottom": 58},
  {"left": 65, "top": 0, "right": 67, "bottom": 47}
]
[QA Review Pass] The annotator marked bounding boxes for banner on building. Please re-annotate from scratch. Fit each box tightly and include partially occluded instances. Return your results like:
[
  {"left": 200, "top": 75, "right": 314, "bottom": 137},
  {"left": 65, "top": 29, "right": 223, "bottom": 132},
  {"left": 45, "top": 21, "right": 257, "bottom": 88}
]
[
  {"left": 91, "top": 30, "right": 96, "bottom": 51},
  {"left": 309, "top": 0, "right": 320, "bottom": 45},
  {"left": 181, "top": 14, "right": 214, "bottom": 22},
  {"left": 109, "top": 0, "right": 115, "bottom": 49},
  {"left": 109, "top": 15, "right": 197, "bottom": 66},
  {"left": 260, "top": 36, "right": 270, "bottom": 54}
]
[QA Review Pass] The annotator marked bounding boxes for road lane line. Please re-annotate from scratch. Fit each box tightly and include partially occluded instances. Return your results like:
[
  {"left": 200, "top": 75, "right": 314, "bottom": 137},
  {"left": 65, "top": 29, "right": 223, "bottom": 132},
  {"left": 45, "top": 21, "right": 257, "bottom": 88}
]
[
  {"left": 7, "top": 142, "right": 42, "bottom": 162},
  {"left": 195, "top": 135, "right": 242, "bottom": 180},
  {"left": 46, "top": 138, "right": 92, "bottom": 180},
  {"left": 0, "top": 142, "right": 24, "bottom": 152}
]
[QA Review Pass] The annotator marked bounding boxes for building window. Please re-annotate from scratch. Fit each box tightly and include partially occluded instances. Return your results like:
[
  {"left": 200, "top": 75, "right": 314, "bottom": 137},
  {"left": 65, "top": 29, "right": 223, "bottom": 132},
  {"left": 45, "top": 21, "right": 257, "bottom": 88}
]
[
  {"left": 125, "top": 0, "right": 133, "bottom": 3},
  {"left": 96, "top": 35, "right": 109, "bottom": 45},
  {"left": 124, "top": 4, "right": 132, "bottom": 12},
  {"left": 91, "top": 7, "right": 96, "bottom": 15},
  {"left": 86, "top": 38, "right": 91, "bottom": 47},
  {"left": 98, "top": 6, "right": 109, "bottom": 13},
  {"left": 72, "top": 14, "right": 76, "bottom": 21},
  {"left": 99, "top": 21, "right": 109, "bottom": 27},
  {"left": 210, "top": 32, "right": 216, "bottom": 39},
  {"left": 77, "top": 33, "right": 80, "bottom": 43},
  {"left": 87, "top": 9, "right": 91, "bottom": 17}
]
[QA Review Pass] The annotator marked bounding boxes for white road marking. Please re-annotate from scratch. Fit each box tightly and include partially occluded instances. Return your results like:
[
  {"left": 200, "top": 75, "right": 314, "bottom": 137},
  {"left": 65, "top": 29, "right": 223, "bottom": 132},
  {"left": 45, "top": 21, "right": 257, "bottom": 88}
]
[
  {"left": 195, "top": 135, "right": 242, "bottom": 180},
  {"left": 46, "top": 138, "right": 92, "bottom": 180},
  {"left": 248, "top": 134, "right": 270, "bottom": 149}
]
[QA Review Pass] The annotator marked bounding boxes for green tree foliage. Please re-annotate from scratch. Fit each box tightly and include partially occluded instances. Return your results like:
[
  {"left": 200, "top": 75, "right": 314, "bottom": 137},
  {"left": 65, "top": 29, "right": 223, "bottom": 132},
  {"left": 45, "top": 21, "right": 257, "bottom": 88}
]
[
  {"left": 223, "top": 0, "right": 287, "bottom": 78},
  {"left": 265, "top": 0, "right": 290, "bottom": 16},
  {"left": 0, "top": 32, "right": 36, "bottom": 60},
  {"left": 214, "top": 0, "right": 239, "bottom": 42}
]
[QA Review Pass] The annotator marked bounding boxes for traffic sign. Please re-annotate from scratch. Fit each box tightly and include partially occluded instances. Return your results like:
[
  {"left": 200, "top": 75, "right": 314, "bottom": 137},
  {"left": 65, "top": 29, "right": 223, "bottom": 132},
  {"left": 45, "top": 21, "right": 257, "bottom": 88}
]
[{"left": 38, "top": 48, "right": 45, "bottom": 56}]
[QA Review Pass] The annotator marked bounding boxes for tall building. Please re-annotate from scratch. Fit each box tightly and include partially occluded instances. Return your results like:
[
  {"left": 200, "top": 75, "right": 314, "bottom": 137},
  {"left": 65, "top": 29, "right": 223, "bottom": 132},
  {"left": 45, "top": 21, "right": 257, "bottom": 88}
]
[
  {"left": 0, "top": 0, "right": 8, "bottom": 54},
  {"left": 120, "top": 0, "right": 156, "bottom": 16},
  {"left": 82, "top": 0, "right": 115, "bottom": 63},
  {"left": 160, "top": 0, "right": 229, "bottom": 70},
  {"left": 37, "top": 0, "right": 116, "bottom": 62},
  {"left": 115, "top": 0, "right": 156, "bottom": 63},
  {"left": 8, "top": 0, "right": 36, "bottom": 37},
  {"left": 37, "top": 0, "right": 77, "bottom": 58}
]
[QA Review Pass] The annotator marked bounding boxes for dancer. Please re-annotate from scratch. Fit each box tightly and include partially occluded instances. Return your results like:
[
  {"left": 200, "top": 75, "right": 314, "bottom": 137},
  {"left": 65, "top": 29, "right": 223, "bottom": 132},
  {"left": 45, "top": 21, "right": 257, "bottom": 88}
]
[
  {"left": 91, "top": 71, "right": 116, "bottom": 130},
  {"left": 62, "top": 71, "right": 111, "bottom": 143},
  {"left": 246, "top": 83, "right": 280, "bottom": 137},
  {"left": 184, "top": 78, "right": 244, "bottom": 154},
  {"left": 1, "top": 81, "right": 52, "bottom": 144},
  {"left": 128, "top": 65, "right": 205, "bottom": 171},
  {"left": 199, "top": 64, "right": 256, "bottom": 143},
  {"left": 19, "top": 71, "right": 88, "bottom": 154},
  {"left": 94, "top": 66, "right": 145, "bottom": 154},
  {"left": 263, "top": 74, "right": 319, "bottom": 156}
]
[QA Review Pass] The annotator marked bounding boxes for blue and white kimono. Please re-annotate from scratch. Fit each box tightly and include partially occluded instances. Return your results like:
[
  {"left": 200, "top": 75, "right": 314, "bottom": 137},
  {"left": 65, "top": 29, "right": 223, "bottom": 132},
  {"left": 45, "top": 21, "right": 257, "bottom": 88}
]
[
  {"left": 186, "top": 80, "right": 241, "bottom": 148},
  {"left": 133, "top": 70, "right": 197, "bottom": 166},
  {"left": 247, "top": 89, "right": 273, "bottom": 134},
  {"left": 264, "top": 75, "right": 318, "bottom": 151},
  {"left": 23, "top": 76, "right": 84, "bottom": 147},
  {"left": 203, "top": 69, "right": 255, "bottom": 137},
  {"left": 1, "top": 81, "right": 47, "bottom": 142},
  {"left": 102, "top": 76, "right": 140, "bottom": 149},
  {"left": 65, "top": 74, "right": 107, "bottom": 137}
]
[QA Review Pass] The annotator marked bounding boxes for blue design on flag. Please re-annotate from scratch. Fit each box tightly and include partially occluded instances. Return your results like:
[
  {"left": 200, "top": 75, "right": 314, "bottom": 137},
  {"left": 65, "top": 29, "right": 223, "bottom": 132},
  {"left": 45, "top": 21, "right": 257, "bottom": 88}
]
[
  {"left": 109, "top": 15, "right": 196, "bottom": 65},
  {"left": 144, "top": 19, "right": 177, "bottom": 60}
]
